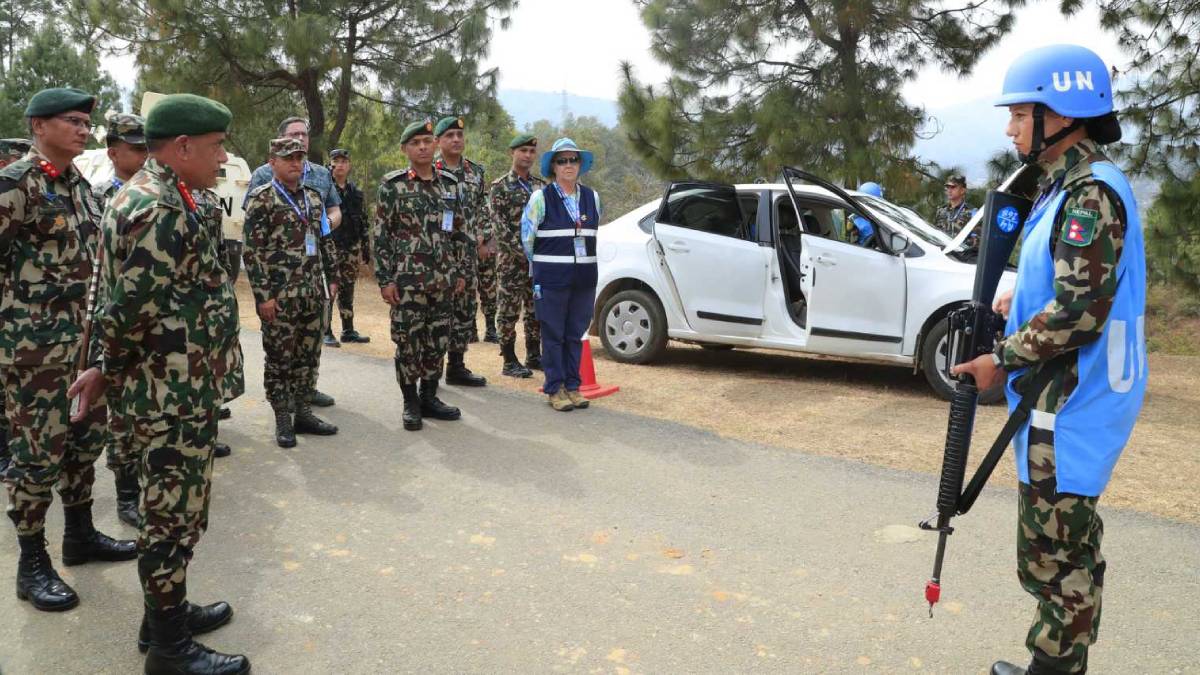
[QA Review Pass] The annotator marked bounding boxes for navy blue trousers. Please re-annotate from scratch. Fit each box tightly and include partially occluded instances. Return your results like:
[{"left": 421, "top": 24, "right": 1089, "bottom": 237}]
[{"left": 536, "top": 283, "right": 595, "bottom": 394}]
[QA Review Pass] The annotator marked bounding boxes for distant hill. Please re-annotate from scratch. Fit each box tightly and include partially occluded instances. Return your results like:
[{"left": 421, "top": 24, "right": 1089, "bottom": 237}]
[{"left": 499, "top": 89, "right": 619, "bottom": 128}]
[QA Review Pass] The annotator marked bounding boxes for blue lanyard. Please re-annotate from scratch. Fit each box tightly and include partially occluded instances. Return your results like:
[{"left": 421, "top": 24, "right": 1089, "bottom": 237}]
[
  {"left": 111, "top": 177, "right": 124, "bottom": 191},
  {"left": 273, "top": 179, "right": 309, "bottom": 222},
  {"left": 515, "top": 175, "right": 532, "bottom": 195},
  {"left": 552, "top": 183, "right": 581, "bottom": 228}
]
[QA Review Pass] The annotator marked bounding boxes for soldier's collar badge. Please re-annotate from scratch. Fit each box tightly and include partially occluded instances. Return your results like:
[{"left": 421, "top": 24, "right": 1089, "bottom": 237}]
[
  {"left": 176, "top": 180, "right": 197, "bottom": 212},
  {"left": 36, "top": 159, "right": 60, "bottom": 180}
]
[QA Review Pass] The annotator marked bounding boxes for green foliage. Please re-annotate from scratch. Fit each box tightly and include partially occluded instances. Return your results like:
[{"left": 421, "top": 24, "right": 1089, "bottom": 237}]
[
  {"left": 1144, "top": 174, "right": 1200, "bottom": 293},
  {"left": 1145, "top": 282, "right": 1200, "bottom": 355},
  {"left": 0, "top": 21, "right": 120, "bottom": 138}
]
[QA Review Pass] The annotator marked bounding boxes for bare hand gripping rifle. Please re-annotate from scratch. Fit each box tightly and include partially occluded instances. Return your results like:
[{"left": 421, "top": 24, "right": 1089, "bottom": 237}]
[{"left": 918, "top": 163, "right": 1044, "bottom": 615}]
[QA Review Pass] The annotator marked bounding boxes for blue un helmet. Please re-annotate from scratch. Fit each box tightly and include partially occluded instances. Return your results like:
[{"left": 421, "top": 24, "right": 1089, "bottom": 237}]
[
  {"left": 857, "top": 181, "right": 884, "bottom": 198},
  {"left": 995, "top": 44, "right": 1121, "bottom": 161}
]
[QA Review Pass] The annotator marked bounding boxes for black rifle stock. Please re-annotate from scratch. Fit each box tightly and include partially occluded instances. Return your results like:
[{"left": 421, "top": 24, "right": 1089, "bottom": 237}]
[{"left": 919, "top": 163, "right": 1041, "bottom": 614}]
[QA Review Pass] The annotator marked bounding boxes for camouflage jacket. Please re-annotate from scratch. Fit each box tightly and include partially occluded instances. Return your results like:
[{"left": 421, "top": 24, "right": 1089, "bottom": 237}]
[
  {"left": 932, "top": 200, "right": 976, "bottom": 238},
  {"left": 195, "top": 186, "right": 243, "bottom": 403},
  {"left": 373, "top": 166, "right": 468, "bottom": 295},
  {"left": 436, "top": 157, "right": 489, "bottom": 241},
  {"left": 243, "top": 181, "right": 338, "bottom": 305},
  {"left": 92, "top": 177, "right": 123, "bottom": 209},
  {"left": 489, "top": 170, "right": 545, "bottom": 258},
  {"left": 996, "top": 139, "right": 1125, "bottom": 413},
  {"left": 0, "top": 148, "right": 102, "bottom": 366},
  {"left": 97, "top": 158, "right": 243, "bottom": 418}
]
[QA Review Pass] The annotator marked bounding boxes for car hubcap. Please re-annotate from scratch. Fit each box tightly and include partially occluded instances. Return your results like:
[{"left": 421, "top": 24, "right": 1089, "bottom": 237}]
[
  {"left": 606, "top": 300, "right": 653, "bottom": 356},
  {"left": 935, "top": 332, "right": 954, "bottom": 390}
]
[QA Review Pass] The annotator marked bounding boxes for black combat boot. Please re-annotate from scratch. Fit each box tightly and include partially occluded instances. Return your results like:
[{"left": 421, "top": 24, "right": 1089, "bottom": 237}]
[
  {"left": 401, "top": 384, "right": 422, "bottom": 431},
  {"left": 420, "top": 379, "right": 461, "bottom": 421},
  {"left": 274, "top": 406, "right": 296, "bottom": 448},
  {"left": 308, "top": 389, "right": 335, "bottom": 407},
  {"left": 213, "top": 442, "right": 232, "bottom": 458},
  {"left": 500, "top": 341, "right": 532, "bottom": 378},
  {"left": 61, "top": 502, "right": 137, "bottom": 565},
  {"left": 525, "top": 339, "right": 542, "bottom": 370},
  {"left": 991, "top": 662, "right": 1026, "bottom": 675},
  {"left": 113, "top": 463, "right": 140, "bottom": 527},
  {"left": 340, "top": 318, "right": 370, "bottom": 344},
  {"left": 323, "top": 330, "right": 341, "bottom": 348},
  {"left": 139, "top": 600, "right": 233, "bottom": 653},
  {"left": 144, "top": 604, "right": 250, "bottom": 675},
  {"left": 483, "top": 315, "right": 499, "bottom": 343},
  {"left": 294, "top": 404, "right": 338, "bottom": 436},
  {"left": 15, "top": 531, "right": 79, "bottom": 611},
  {"left": 445, "top": 351, "right": 487, "bottom": 387},
  {"left": 218, "top": 407, "right": 232, "bottom": 421}
]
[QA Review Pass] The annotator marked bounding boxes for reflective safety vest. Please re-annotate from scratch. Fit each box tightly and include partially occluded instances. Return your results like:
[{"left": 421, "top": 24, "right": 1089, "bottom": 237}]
[
  {"left": 531, "top": 183, "right": 599, "bottom": 287},
  {"left": 1005, "top": 161, "right": 1147, "bottom": 496}
]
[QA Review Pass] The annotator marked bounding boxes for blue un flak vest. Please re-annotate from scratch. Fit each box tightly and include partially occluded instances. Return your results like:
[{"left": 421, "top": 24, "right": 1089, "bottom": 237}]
[
  {"left": 1005, "top": 161, "right": 1147, "bottom": 496},
  {"left": 532, "top": 184, "right": 599, "bottom": 287}
]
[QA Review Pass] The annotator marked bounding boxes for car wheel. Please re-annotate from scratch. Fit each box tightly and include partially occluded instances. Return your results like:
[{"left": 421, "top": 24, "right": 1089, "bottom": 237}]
[
  {"left": 599, "top": 289, "right": 668, "bottom": 364},
  {"left": 921, "top": 316, "right": 1005, "bottom": 404}
]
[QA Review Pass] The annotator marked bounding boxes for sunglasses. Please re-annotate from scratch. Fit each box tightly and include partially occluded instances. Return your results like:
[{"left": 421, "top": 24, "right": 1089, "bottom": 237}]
[{"left": 553, "top": 156, "right": 581, "bottom": 166}]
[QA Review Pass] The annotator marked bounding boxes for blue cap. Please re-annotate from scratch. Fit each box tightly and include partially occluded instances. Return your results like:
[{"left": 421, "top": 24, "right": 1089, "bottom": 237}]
[
  {"left": 994, "top": 44, "right": 1113, "bottom": 118},
  {"left": 540, "top": 137, "right": 594, "bottom": 177}
]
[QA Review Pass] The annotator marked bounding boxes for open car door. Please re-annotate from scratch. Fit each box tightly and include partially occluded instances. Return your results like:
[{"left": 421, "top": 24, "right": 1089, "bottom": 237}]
[
  {"left": 653, "top": 181, "right": 767, "bottom": 338},
  {"left": 780, "top": 167, "right": 907, "bottom": 354}
]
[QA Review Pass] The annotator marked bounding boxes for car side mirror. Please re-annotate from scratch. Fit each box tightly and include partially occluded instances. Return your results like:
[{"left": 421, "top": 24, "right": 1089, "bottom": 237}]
[{"left": 887, "top": 231, "right": 911, "bottom": 255}]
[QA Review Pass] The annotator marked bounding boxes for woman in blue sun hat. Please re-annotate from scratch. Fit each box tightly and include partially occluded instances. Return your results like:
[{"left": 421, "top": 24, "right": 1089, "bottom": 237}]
[{"left": 520, "top": 137, "right": 602, "bottom": 411}]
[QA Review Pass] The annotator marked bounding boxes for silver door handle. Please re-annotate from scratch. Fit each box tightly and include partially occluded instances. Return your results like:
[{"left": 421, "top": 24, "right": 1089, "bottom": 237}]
[
  {"left": 815, "top": 255, "right": 837, "bottom": 266},
  {"left": 666, "top": 242, "right": 690, "bottom": 253}
]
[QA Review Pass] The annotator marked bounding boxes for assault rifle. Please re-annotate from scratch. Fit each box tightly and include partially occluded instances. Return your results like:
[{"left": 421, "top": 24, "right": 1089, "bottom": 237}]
[
  {"left": 918, "top": 163, "right": 1043, "bottom": 615},
  {"left": 70, "top": 240, "right": 105, "bottom": 420}
]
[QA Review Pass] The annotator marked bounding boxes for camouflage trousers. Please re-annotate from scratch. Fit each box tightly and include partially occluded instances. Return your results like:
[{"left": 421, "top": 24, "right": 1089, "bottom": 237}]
[
  {"left": 391, "top": 289, "right": 452, "bottom": 384},
  {"left": 105, "top": 411, "right": 138, "bottom": 473},
  {"left": 262, "top": 294, "right": 325, "bottom": 410},
  {"left": 334, "top": 239, "right": 364, "bottom": 331},
  {"left": 496, "top": 249, "right": 539, "bottom": 346},
  {"left": 2, "top": 362, "right": 105, "bottom": 535},
  {"left": 449, "top": 253, "right": 479, "bottom": 352},
  {"left": 1017, "top": 423, "right": 1105, "bottom": 674},
  {"left": 476, "top": 246, "right": 498, "bottom": 322},
  {"left": 134, "top": 410, "right": 218, "bottom": 612}
]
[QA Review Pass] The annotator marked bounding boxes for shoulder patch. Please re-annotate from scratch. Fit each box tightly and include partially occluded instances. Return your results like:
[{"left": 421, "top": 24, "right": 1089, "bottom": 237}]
[
  {"left": 1062, "top": 207, "right": 1098, "bottom": 247},
  {"left": 0, "top": 159, "right": 34, "bottom": 182},
  {"left": 437, "top": 169, "right": 459, "bottom": 182},
  {"left": 247, "top": 182, "right": 273, "bottom": 198},
  {"left": 381, "top": 169, "right": 407, "bottom": 184}
]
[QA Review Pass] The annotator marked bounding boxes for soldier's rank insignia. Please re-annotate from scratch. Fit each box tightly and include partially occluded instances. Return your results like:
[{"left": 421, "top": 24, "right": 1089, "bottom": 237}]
[{"left": 1062, "top": 207, "right": 1098, "bottom": 247}]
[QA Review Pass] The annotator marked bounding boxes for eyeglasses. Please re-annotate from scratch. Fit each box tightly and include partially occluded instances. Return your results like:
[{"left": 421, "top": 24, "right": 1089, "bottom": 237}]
[
  {"left": 55, "top": 116, "right": 92, "bottom": 130},
  {"left": 553, "top": 156, "right": 581, "bottom": 166}
]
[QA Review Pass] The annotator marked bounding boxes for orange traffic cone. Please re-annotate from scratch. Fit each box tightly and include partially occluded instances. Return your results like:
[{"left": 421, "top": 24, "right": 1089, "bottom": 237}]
[{"left": 578, "top": 338, "right": 619, "bottom": 399}]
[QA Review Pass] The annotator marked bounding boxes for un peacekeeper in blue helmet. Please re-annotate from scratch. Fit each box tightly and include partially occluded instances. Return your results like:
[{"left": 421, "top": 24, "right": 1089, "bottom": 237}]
[
  {"left": 951, "top": 44, "right": 1147, "bottom": 675},
  {"left": 849, "top": 181, "right": 882, "bottom": 246}
]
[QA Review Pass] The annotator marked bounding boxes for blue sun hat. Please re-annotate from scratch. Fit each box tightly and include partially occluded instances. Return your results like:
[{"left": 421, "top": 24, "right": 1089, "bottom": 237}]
[{"left": 540, "top": 137, "right": 594, "bottom": 177}]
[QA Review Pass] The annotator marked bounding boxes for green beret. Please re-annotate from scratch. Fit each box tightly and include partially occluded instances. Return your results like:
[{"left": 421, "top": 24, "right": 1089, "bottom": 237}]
[
  {"left": 145, "top": 94, "right": 232, "bottom": 140},
  {"left": 0, "top": 138, "right": 31, "bottom": 161},
  {"left": 509, "top": 133, "right": 537, "bottom": 149},
  {"left": 401, "top": 119, "right": 435, "bottom": 144},
  {"left": 24, "top": 88, "right": 96, "bottom": 118},
  {"left": 269, "top": 137, "right": 306, "bottom": 157},
  {"left": 434, "top": 116, "right": 465, "bottom": 137}
]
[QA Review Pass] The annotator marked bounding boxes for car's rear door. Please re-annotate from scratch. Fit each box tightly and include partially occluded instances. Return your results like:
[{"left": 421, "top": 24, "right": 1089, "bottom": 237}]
[{"left": 654, "top": 182, "right": 767, "bottom": 338}]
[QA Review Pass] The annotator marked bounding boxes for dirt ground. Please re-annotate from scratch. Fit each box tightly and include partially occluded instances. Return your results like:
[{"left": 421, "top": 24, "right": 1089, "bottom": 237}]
[{"left": 235, "top": 274, "right": 1199, "bottom": 525}]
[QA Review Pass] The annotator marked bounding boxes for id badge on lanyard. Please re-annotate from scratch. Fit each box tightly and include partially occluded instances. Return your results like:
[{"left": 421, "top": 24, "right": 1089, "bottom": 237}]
[
  {"left": 573, "top": 235, "right": 587, "bottom": 258},
  {"left": 442, "top": 187, "right": 457, "bottom": 232},
  {"left": 305, "top": 231, "right": 317, "bottom": 257}
]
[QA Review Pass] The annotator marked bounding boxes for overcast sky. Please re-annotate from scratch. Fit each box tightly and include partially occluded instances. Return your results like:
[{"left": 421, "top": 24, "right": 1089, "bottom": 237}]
[{"left": 103, "top": 0, "right": 1124, "bottom": 112}]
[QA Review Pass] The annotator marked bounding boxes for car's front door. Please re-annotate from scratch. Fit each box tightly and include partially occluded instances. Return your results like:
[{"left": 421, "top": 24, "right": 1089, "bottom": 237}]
[{"left": 654, "top": 182, "right": 767, "bottom": 338}]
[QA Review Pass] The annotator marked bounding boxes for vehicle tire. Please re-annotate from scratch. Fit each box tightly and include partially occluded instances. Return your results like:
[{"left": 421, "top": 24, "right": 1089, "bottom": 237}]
[
  {"left": 599, "top": 289, "right": 668, "bottom": 365},
  {"left": 921, "top": 315, "right": 1005, "bottom": 404},
  {"left": 700, "top": 344, "right": 735, "bottom": 351}
]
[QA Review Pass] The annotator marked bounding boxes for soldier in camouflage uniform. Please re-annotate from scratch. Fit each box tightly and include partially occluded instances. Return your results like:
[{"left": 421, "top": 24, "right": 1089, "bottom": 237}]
[
  {"left": 489, "top": 134, "right": 545, "bottom": 378},
  {"left": 92, "top": 113, "right": 149, "bottom": 527},
  {"left": 0, "top": 89, "right": 136, "bottom": 614},
  {"left": 328, "top": 148, "right": 371, "bottom": 344},
  {"left": 933, "top": 174, "right": 978, "bottom": 248},
  {"left": 244, "top": 138, "right": 340, "bottom": 448},
  {"left": 194, "top": 186, "right": 240, "bottom": 460},
  {"left": 435, "top": 116, "right": 489, "bottom": 386},
  {"left": 952, "top": 46, "right": 1146, "bottom": 675},
  {"left": 74, "top": 93, "right": 249, "bottom": 673},
  {"left": 375, "top": 120, "right": 470, "bottom": 431},
  {"left": 0, "top": 138, "right": 30, "bottom": 477}
]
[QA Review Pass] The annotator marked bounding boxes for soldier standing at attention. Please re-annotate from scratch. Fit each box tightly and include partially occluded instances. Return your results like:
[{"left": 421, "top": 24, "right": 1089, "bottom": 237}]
[
  {"left": 328, "top": 148, "right": 371, "bottom": 344},
  {"left": 0, "top": 137, "right": 31, "bottom": 477},
  {"left": 375, "top": 120, "right": 469, "bottom": 431},
  {"left": 951, "top": 45, "right": 1147, "bottom": 675},
  {"left": 246, "top": 116, "right": 340, "bottom": 405},
  {"left": 244, "top": 138, "right": 340, "bottom": 448},
  {"left": 435, "top": 116, "right": 490, "bottom": 386},
  {"left": 933, "top": 174, "right": 978, "bottom": 246},
  {"left": 489, "top": 134, "right": 545, "bottom": 378},
  {"left": 0, "top": 88, "right": 136, "bottom": 613},
  {"left": 193, "top": 186, "right": 241, "bottom": 459}
]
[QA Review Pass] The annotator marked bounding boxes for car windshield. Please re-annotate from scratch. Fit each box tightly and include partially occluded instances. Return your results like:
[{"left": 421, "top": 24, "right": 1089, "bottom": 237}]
[{"left": 856, "top": 195, "right": 955, "bottom": 248}]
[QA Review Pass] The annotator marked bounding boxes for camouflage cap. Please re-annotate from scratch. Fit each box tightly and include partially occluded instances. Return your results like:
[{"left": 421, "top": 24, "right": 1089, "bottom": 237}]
[
  {"left": 0, "top": 138, "right": 32, "bottom": 161},
  {"left": 944, "top": 174, "right": 967, "bottom": 188},
  {"left": 329, "top": 148, "right": 350, "bottom": 160},
  {"left": 401, "top": 119, "right": 435, "bottom": 144},
  {"left": 269, "top": 137, "right": 306, "bottom": 157},
  {"left": 509, "top": 133, "right": 536, "bottom": 149},
  {"left": 434, "top": 116, "right": 465, "bottom": 137},
  {"left": 24, "top": 88, "right": 96, "bottom": 118},
  {"left": 106, "top": 113, "right": 146, "bottom": 146}
]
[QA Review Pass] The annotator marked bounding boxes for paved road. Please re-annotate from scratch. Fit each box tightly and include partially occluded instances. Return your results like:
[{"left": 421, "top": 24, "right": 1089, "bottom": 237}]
[{"left": 2, "top": 334, "right": 1197, "bottom": 674}]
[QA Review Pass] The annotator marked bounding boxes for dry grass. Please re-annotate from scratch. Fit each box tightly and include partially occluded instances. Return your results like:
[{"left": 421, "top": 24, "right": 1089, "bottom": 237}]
[{"left": 236, "top": 273, "right": 1200, "bottom": 525}]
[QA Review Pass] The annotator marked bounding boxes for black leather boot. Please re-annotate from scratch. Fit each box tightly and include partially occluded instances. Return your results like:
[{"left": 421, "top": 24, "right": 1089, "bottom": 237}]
[
  {"left": 144, "top": 604, "right": 250, "bottom": 675},
  {"left": 525, "top": 340, "right": 542, "bottom": 370},
  {"left": 340, "top": 318, "right": 370, "bottom": 343},
  {"left": 62, "top": 502, "right": 137, "bottom": 565},
  {"left": 294, "top": 405, "right": 338, "bottom": 435},
  {"left": 139, "top": 600, "right": 233, "bottom": 653},
  {"left": 401, "top": 384, "right": 422, "bottom": 431},
  {"left": 500, "top": 341, "right": 532, "bottom": 378},
  {"left": 16, "top": 531, "right": 79, "bottom": 611},
  {"left": 420, "top": 380, "right": 461, "bottom": 420},
  {"left": 213, "top": 442, "right": 231, "bottom": 458},
  {"left": 991, "top": 662, "right": 1027, "bottom": 675},
  {"left": 218, "top": 407, "right": 232, "bottom": 421},
  {"left": 483, "top": 315, "right": 499, "bottom": 343},
  {"left": 308, "top": 390, "right": 335, "bottom": 407},
  {"left": 113, "top": 463, "right": 141, "bottom": 527},
  {"left": 445, "top": 351, "right": 487, "bottom": 386},
  {"left": 273, "top": 406, "right": 296, "bottom": 448}
]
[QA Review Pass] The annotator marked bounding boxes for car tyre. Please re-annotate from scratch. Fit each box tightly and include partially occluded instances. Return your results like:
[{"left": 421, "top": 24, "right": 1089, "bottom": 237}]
[
  {"left": 921, "top": 316, "right": 1005, "bottom": 404},
  {"left": 599, "top": 289, "right": 668, "bottom": 365}
]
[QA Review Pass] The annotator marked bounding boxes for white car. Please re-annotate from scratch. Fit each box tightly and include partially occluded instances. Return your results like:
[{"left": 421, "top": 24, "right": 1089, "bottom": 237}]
[{"left": 592, "top": 169, "right": 1013, "bottom": 399}]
